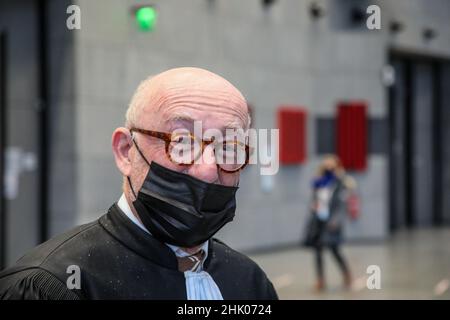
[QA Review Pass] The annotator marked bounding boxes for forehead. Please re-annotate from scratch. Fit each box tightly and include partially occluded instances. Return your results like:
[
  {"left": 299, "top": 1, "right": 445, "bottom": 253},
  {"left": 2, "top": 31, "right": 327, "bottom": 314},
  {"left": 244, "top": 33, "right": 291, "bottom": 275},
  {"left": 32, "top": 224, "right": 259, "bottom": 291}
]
[
  {"left": 162, "top": 106, "right": 246, "bottom": 131},
  {"left": 146, "top": 89, "right": 248, "bottom": 131},
  {"left": 137, "top": 69, "right": 248, "bottom": 131}
]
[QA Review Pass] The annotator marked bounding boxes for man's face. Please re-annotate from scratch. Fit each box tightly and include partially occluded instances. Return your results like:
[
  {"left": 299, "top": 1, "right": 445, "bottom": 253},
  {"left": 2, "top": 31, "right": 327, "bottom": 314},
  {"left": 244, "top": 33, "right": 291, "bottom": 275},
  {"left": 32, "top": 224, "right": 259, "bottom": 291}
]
[{"left": 127, "top": 68, "right": 249, "bottom": 192}]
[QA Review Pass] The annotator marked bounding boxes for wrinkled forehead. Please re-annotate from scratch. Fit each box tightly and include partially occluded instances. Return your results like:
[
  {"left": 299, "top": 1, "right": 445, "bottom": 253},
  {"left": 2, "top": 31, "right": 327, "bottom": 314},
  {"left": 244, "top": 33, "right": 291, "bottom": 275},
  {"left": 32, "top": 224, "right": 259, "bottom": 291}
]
[
  {"left": 161, "top": 90, "right": 248, "bottom": 130},
  {"left": 143, "top": 69, "right": 249, "bottom": 132}
]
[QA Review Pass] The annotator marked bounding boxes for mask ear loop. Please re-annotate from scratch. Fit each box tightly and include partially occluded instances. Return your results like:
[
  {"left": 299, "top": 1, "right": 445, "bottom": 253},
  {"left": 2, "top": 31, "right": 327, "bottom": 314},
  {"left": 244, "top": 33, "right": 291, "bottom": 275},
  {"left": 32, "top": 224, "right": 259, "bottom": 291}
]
[
  {"left": 127, "top": 176, "right": 137, "bottom": 199},
  {"left": 127, "top": 131, "right": 150, "bottom": 200},
  {"left": 131, "top": 132, "right": 151, "bottom": 166}
]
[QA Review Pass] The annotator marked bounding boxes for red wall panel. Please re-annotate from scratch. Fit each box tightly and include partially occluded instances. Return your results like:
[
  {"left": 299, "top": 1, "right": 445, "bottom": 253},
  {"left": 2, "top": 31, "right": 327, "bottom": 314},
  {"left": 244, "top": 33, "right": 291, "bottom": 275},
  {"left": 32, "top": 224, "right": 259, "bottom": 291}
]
[
  {"left": 277, "top": 106, "right": 307, "bottom": 165},
  {"left": 336, "top": 101, "right": 368, "bottom": 171}
]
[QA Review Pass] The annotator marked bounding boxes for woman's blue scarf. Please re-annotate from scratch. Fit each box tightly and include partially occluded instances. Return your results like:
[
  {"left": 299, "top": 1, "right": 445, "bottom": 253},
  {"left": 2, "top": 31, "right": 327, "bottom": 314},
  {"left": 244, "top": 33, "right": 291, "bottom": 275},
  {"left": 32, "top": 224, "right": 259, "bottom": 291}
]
[{"left": 312, "top": 170, "right": 336, "bottom": 189}]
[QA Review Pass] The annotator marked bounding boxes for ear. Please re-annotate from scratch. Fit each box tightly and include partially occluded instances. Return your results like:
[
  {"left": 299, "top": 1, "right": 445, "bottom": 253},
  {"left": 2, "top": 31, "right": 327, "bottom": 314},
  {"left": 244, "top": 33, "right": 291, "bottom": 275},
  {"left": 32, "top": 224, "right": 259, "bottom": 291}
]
[{"left": 112, "top": 127, "right": 133, "bottom": 177}]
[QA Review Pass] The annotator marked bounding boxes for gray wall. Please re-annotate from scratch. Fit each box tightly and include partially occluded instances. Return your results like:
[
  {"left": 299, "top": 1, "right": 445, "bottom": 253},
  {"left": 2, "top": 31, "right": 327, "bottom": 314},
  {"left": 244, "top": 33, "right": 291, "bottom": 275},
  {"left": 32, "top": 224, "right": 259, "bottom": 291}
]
[{"left": 51, "top": 0, "right": 450, "bottom": 251}]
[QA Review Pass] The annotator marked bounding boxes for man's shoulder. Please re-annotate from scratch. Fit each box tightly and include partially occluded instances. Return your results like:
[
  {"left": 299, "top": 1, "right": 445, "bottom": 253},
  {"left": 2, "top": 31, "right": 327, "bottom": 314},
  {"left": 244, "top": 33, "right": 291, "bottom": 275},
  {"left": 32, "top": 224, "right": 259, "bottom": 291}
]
[
  {"left": 0, "top": 219, "right": 106, "bottom": 300},
  {"left": 210, "top": 238, "right": 263, "bottom": 272},
  {"left": 209, "top": 238, "right": 278, "bottom": 299},
  {"left": 1, "top": 218, "right": 103, "bottom": 276}
]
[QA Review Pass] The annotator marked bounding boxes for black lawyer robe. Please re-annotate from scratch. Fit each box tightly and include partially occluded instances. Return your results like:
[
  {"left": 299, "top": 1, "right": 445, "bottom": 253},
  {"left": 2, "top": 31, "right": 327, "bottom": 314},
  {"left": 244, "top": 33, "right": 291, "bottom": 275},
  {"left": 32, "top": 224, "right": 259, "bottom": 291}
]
[{"left": 0, "top": 203, "right": 278, "bottom": 300}]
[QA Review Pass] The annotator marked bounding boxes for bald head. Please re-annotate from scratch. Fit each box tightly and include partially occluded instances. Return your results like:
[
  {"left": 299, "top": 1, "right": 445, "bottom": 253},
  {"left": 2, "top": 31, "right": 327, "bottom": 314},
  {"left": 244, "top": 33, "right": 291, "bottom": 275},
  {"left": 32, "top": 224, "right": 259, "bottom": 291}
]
[{"left": 125, "top": 67, "right": 249, "bottom": 130}]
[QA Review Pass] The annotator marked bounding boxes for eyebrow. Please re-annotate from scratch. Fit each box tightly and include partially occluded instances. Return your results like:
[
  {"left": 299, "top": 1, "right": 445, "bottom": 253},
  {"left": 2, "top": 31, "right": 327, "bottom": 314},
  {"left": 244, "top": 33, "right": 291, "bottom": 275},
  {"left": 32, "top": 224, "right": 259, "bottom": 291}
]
[
  {"left": 223, "top": 120, "right": 244, "bottom": 130},
  {"left": 166, "top": 113, "right": 195, "bottom": 123}
]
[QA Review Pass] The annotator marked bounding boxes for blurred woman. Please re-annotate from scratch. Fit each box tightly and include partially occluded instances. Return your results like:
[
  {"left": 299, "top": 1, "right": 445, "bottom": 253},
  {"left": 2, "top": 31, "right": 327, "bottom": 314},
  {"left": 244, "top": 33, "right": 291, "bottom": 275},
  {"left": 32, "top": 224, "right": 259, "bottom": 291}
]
[{"left": 305, "top": 154, "right": 356, "bottom": 292}]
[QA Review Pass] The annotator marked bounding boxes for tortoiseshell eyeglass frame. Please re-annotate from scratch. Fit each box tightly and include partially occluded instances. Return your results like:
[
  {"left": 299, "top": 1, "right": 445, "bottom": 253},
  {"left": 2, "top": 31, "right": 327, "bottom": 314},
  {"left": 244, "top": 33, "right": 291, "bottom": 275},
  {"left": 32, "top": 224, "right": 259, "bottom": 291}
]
[{"left": 129, "top": 127, "right": 250, "bottom": 173}]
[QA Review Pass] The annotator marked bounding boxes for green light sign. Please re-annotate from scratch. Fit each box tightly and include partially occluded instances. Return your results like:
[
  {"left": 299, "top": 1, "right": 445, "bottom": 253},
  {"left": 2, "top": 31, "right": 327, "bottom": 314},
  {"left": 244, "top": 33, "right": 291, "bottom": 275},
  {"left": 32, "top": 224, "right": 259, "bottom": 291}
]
[{"left": 135, "top": 6, "right": 157, "bottom": 32}]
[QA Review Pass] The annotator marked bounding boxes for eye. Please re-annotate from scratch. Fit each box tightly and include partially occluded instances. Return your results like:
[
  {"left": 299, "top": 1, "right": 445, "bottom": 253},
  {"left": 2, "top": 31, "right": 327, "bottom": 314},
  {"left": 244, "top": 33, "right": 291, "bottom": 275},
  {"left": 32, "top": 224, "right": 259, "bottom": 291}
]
[{"left": 222, "top": 142, "right": 235, "bottom": 151}]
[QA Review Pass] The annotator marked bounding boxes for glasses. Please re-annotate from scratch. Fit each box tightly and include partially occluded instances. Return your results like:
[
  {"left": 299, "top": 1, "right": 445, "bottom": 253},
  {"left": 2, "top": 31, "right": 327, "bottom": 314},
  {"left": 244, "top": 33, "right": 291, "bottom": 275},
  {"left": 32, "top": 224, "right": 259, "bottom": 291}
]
[{"left": 130, "top": 127, "right": 250, "bottom": 173}]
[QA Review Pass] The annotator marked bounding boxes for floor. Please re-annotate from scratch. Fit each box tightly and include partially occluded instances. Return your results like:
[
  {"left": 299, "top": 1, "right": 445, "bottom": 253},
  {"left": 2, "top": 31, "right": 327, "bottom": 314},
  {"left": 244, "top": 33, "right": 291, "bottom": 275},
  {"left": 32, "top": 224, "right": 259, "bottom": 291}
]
[{"left": 249, "top": 228, "right": 450, "bottom": 299}]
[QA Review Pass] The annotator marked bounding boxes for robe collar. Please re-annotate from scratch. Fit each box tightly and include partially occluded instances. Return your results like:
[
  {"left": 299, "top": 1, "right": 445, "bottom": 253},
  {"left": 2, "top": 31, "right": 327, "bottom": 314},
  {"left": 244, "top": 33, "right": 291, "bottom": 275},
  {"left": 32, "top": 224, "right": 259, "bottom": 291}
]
[{"left": 99, "top": 203, "right": 214, "bottom": 271}]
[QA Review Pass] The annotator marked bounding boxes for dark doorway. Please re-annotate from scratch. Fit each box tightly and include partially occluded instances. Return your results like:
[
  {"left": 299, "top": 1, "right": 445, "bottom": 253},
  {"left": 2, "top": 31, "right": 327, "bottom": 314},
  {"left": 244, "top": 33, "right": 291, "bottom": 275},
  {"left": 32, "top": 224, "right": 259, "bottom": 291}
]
[
  {"left": 389, "top": 51, "right": 450, "bottom": 231},
  {"left": 0, "top": 0, "right": 48, "bottom": 268},
  {"left": 0, "top": 30, "right": 6, "bottom": 269}
]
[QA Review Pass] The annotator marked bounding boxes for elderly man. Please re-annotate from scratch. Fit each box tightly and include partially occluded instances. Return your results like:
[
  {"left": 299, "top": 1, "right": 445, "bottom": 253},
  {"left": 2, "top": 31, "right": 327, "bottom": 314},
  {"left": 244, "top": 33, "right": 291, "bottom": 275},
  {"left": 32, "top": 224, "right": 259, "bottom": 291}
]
[{"left": 0, "top": 67, "right": 278, "bottom": 300}]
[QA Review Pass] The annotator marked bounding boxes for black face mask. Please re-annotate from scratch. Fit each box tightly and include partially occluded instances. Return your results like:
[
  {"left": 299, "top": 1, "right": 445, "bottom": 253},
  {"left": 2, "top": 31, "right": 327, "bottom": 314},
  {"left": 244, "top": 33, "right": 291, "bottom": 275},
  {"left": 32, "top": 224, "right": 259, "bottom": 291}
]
[{"left": 128, "top": 142, "right": 238, "bottom": 248}]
